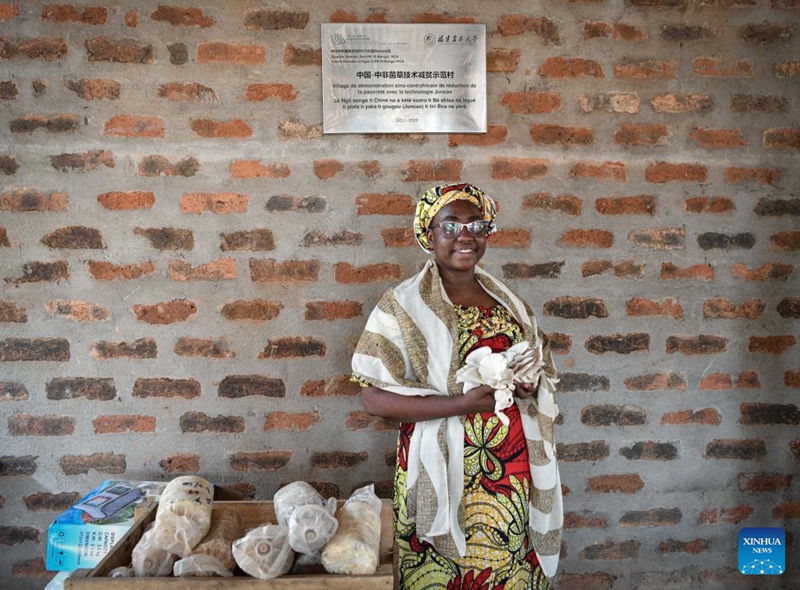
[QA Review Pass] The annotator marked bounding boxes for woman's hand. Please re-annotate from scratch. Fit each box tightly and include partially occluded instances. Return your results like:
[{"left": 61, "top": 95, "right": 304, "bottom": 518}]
[
  {"left": 462, "top": 384, "right": 498, "bottom": 414},
  {"left": 513, "top": 381, "right": 537, "bottom": 399}
]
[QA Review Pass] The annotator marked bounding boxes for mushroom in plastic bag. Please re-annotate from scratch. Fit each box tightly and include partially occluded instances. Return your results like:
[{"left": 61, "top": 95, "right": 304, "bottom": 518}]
[
  {"left": 273, "top": 481, "right": 338, "bottom": 555},
  {"left": 132, "top": 524, "right": 175, "bottom": 577},
  {"left": 173, "top": 506, "right": 243, "bottom": 577},
  {"left": 152, "top": 475, "right": 214, "bottom": 558},
  {"left": 321, "top": 484, "right": 382, "bottom": 575},
  {"left": 232, "top": 524, "right": 294, "bottom": 580}
]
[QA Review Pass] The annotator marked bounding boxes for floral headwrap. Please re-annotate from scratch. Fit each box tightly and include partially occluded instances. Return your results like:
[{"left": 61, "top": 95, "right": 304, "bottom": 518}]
[{"left": 413, "top": 183, "right": 498, "bottom": 252}]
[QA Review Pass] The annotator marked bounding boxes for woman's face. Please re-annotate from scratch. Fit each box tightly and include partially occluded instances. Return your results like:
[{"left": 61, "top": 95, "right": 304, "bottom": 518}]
[{"left": 425, "top": 199, "right": 487, "bottom": 273}]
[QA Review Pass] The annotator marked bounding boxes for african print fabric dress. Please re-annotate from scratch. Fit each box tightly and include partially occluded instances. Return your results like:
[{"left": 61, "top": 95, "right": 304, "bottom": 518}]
[{"left": 392, "top": 304, "right": 552, "bottom": 590}]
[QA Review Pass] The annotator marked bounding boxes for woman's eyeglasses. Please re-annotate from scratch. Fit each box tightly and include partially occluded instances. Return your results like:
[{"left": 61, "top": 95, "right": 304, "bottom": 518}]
[{"left": 430, "top": 220, "right": 494, "bottom": 239}]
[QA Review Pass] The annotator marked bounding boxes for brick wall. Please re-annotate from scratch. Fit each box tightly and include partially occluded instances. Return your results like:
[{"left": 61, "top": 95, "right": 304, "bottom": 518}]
[{"left": 1, "top": 1, "right": 798, "bottom": 588}]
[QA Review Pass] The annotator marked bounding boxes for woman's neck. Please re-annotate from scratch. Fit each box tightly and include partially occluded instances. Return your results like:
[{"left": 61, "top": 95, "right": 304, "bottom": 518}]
[{"left": 436, "top": 264, "right": 496, "bottom": 307}]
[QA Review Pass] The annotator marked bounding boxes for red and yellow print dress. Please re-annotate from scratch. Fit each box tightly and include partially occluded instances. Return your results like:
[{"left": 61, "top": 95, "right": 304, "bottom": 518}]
[{"left": 392, "top": 304, "right": 552, "bottom": 590}]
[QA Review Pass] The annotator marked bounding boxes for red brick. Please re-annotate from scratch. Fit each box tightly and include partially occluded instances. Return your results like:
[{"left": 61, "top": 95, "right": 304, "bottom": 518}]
[
  {"left": 523, "top": 193, "right": 582, "bottom": 216},
  {"left": 24, "top": 491, "right": 81, "bottom": 511},
  {"left": 356, "top": 193, "right": 414, "bottom": 215},
  {"left": 197, "top": 42, "right": 265, "bottom": 64},
  {"left": 627, "top": 297, "right": 683, "bottom": 319},
  {"left": 579, "top": 539, "right": 640, "bottom": 560},
  {"left": 449, "top": 125, "right": 508, "bottom": 147},
  {"left": 693, "top": 57, "right": 753, "bottom": 77},
  {"left": 97, "top": 190, "right": 154, "bottom": 210},
  {"left": 548, "top": 333, "right": 572, "bottom": 354},
  {"left": 773, "top": 502, "right": 800, "bottom": 520},
  {"left": 314, "top": 159, "right": 344, "bottom": 179},
  {"left": 133, "top": 377, "right": 200, "bottom": 399},
  {"left": 579, "top": 93, "right": 641, "bottom": 114},
  {"left": 0, "top": 301, "right": 26, "bottom": 323},
  {"left": 488, "top": 228, "right": 530, "bottom": 248},
  {"left": 65, "top": 78, "right": 120, "bottom": 100},
  {"left": 0, "top": 37, "right": 67, "bottom": 61},
  {"left": 625, "top": 372, "right": 686, "bottom": 391},
  {"left": 652, "top": 93, "right": 713, "bottom": 114},
  {"left": 658, "top": 538, "right": 712, "bottom": 554},
  {"left": 730, "top": 94, "right": 788, "bottom": 114},
  {"left": 310, "top": 451, "right": 368, "bottom": 469},
  {"left": 230, "top": 160, "right": 290, "bottom": 179},
  {"left": 737, "top": 371, "right": 761, "bottom": 389},
  {"left": 135, "top": 228, "right": 194, "bottom": 251},
  {"left": 646, "top": 162, "right": 707, "bottom": 183},
  {"left": 582, "top": 260, "right": 645, "bottom": 278},
  {"left": 661, "top": 408, "right": 721, "bottom": 426},
  {"left": 749, "top": 335, "right": 796, "bottom": 354},
  {"left": 278, "top": 119, "right": 323, "bottom": 140},
  {"left": 703, "top": 298, "right": 765, "bottom": 319},
  {"left": 684, "top": 197, "right": 734, "bottom": 214},
  {"left": 775, "top": 60, "right": 800, "bottom": 78},
  {"left": 784, "top": 371, "right": 800, "bottom": 388},
  {"left": 544, "top": 297, "right": 608, "bottom": 319},
  {"left": 0, "top": 189, "right": 68, "bottom": 212},
  {"left": 491, "top": 157, "right": 548, "bottom": 180},
  {"left": 169, "top": 259, "right": 236, "bottom": 281},
  {"left": 738, "top": 472, "right": 793, "bottom": 492},
  {"left": 191, "top": 118, "right": 252, "bottom": 138},
  {"left": 539, "top": 57, "right": 604, "bottom": 78},
  {"left": 180, "top": 412, "right": 243, "bottom": 433},
  {"left": 139, "top": 155, "right": 199, "bottom": 177},
  {"left": 588, "top": 474, "right": 644, "bottom": 493},
  {"left": 10, "top": 113, "right": 77, "bottom": 134},
  {"left": 697, "top": 505, "right": 754, "bottom": 525},
  {"left": 570, "top": 161, "right": 626, "bottom": 182},
  {"left": 616, "top": 60, "right": 676, "bottom": 79},
  {"left": 219, "top": 229, "right": 274, "bottom": 252},
  {"left": 42, "top": 226, "right": 104, "bottom": 249},
  {"left": 125, "top": 10, "right": 137, "bottom": 27},
  {"left": 265, "top": 410, "right": 321, "bottom": 431},
  {"left": 158, "top": 82, "right": 216, "bottom": 102},
  {"left": 771, "top": 230, "right": 800, "bottom": 250},
  {"left": 690, "top": 127, "right": 747, "bottom": 148},
  {"left": 42, "top": 5, "right": 106, "bottom": 24},
  {"left": 180, "top": 192, "right": 247, "bottom": 214},
  {"left": 283, "top": 44, "right": 321, "bottom": 66},
  {"left": 5, "top": 261, "right": 69, "bottom": 284},
  {"left": 726, "top": 166, "right": 781, "bottom": 187},
  {"left": 619, "top": 441, "right": 678, "bottom": 461},
  {"left": 497, "top": 15, "right": 560, "bottom": 42},
  {"left": 104, "top": 115, "right": 164, "bottom": 138},
  {"left": 93, "top": 415, "right": 156, "bottom": 434},
  {"left": 349, "top": 412, "right": 399, "bottom": 433},
  {"left": 531, "top": 124, "right": 593, "bottom": 146},
  {"left": 584, "top": 21, "right": 646, "bottom": 41},
  {"left": 381, "top": 228, "right": 415, "bottom": 248},
  {"left": 0, "top": 526, "right": 40, "bottom": 545},
  {"left": 558, "top": 572, "right": 614, "bottom": 590},
  {"left": 221, "top": 299, "right": 283, "bottom": 321},
  {"left": 615, "top": 123, "right": 669, "bottom": 145},
  {"left": 582, "top": 404, "right": 647, "bottom": 425},
  {"left": 559, "top": 229, "right": 613, "bottom": 248},
  {"left": 486, "top": 48, "right": 519, "bottom": 72},
  {"left": 301, "top": 375, "right": 361, "bottom": 397},
  {"left": 700, "top": 373, "right": 733, "bottom": 390},
  {"left": 46, "top": 300, "right": 109, "bottom": 322},
  {"left": 160, "top": 453, "right": 200, "bottom": 474},
  {"left": 90, "top": 338, "right": 157, "bottom": 360},
  {"left": 329, "top": 9, "right": 387, "bottom": 23},
  {"left": 230, "top": 451, "right": 292, "bottom": 471},
  {"left": 218, "top": 375, "right": 285, "bottom": 399},
  {"left": 596, "top": 195, "right": 655, "bottom": 215},
  {"left": 305, "top": 300, "right": 362, "bottom": 321},
  {"left": 400, "top": 159, "right": 462, "bottom": 182},
  {"left": 0, "top": 4, "right": 19, "bottom": 21},
  {"left": 250, "top": 259, "right": 320, "bottom": 282},
  {"left": 733, "top": 262, "right": 793, "bottom": 282},
  {"left": 9, "top": 414, "right": 74, "bottom": 436},
  {"left": 245, "top": 83, "right": 299, "bottom": 102},
  {"left": 175, "top": 337, "right": 233, "bottom": 358},
  {"left": 150, "top": 6, "right": 214, "bottom": 27},
  {"left": 667, "top": 335, "right": 728, "bottom": 355},
  {"left": 301, "top": 228, "right": 362, "bottom": 246},
  {"left": 51, "top": 150, "right": 115, "bottom": 172},
  {"left": 557, "top": 441, "right": 610, "bottom": 462},
  {"left": 244, "top": 9, "right": 309, "bottom": 29},
  {"left": 133, "top": 299, "right": 197, "bottom": 324},
  {"left": 620, "top": 507, "right": 681, "bottom": 527},
  {"left": 661, "top": 262, "right": 714, "bottom": 281},
  {"left": 563, "top": 512, "right": 608, "bottom": 529},
  {"left": 87, "top": 260, "right": 154, "bottom": 280},
  {"left": 0, "top": 155, "right": 19, "bottom": 174},
  {"left": 763, "top": 127, "right": 800, "bottom": 150},
  {"left": 335, "top": 262, "right": 402, "bottom": 283},
  {"left": 704, "top": 439, "right": 766, "bottom": 460},
  {"left": 501, "top": 92, "right": 561, "bottom": 114}
]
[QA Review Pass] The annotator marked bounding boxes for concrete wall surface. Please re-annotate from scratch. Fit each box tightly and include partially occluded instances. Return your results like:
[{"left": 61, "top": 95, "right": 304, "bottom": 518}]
[{"left": 0, "top": 1, "right": 798, "bottom": 588}]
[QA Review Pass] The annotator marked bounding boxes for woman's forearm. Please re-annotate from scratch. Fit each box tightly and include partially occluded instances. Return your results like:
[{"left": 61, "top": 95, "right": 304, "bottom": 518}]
[{"left": 361, "top": 384, "right": 495, "bottom": 422}]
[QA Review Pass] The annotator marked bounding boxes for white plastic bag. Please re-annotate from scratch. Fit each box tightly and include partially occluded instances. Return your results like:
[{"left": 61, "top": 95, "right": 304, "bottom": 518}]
[
  {"left": 132, "top": 525, "right": 175, "bottom": 577},
  {"left": 173, "top": 506, "right": 243, "bottom": 577},
  {"left": 173, "top": 554, "right": 234, "bottom": 578},
  {"left": 287, "top": 503, "right": 338, "bottom": 554},
  {"left": 232, "top": 524, "right": 294, "bottom": 580},
  {"left": 321, "top": 484, "right": 382, "bottom": 575},
  {"left": 152, "top": 475, "right": 214, "bottom": 557},
  {"left": 273, "top": 481, "right": 336, "bottom": 525}
]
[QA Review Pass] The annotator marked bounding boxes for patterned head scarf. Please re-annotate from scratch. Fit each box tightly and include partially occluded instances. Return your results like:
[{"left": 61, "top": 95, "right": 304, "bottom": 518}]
[{"left": 414, "top": 183, "right": 498, "bottom": 251}]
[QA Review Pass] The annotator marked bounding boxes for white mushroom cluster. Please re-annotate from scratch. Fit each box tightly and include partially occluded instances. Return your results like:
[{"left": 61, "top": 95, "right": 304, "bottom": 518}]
[{"left": 455, "top": 341, "right": 545, "bottom": 426}]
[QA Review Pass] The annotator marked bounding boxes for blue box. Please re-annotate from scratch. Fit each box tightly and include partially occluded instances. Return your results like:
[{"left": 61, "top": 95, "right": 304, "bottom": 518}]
[{"left": 46, "top": 480, "right": 166, "bottom": 571}]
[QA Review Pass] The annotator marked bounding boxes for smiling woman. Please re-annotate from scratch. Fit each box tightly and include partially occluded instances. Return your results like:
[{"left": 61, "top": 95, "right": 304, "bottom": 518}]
[{"left": 351, "top": 183, "right": 562, "bottom": 590}]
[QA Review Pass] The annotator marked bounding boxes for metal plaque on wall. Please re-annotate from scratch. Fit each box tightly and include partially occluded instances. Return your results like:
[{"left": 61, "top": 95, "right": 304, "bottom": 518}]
[{"left": 321, "top": 23, "right": 487, "bottom": 134}]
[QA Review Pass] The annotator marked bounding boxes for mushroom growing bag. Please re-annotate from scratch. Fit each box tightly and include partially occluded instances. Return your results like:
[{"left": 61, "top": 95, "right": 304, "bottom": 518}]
[
  {"left": 132, "top": 525, "right": 175, "bottom": 577},
  {"left": 232, "top": 524, "right": 294, "bottom": 580},
  {"left": 152, "top": 475, "right": 214, "bottom": 558},
  {"left": 173, "top": 506, "right": 244, "bottom": 577},
  {"left": 321, "top": 484, "right": 382, "bottom": 575}
]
